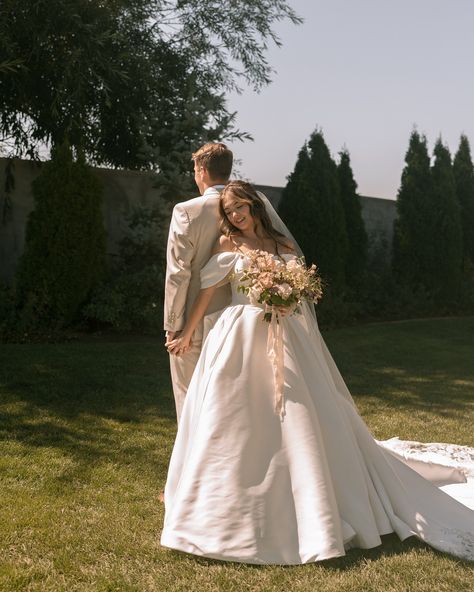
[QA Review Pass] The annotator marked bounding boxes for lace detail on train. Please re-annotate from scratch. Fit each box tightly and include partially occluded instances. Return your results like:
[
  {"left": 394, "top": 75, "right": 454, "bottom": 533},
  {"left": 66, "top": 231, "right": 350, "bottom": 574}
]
[
  {"left": 379, "top": 438, "right": 474, "bottom": 479},
  {"left": 436, "top": 528, "right": 474, "bottom": 561}
]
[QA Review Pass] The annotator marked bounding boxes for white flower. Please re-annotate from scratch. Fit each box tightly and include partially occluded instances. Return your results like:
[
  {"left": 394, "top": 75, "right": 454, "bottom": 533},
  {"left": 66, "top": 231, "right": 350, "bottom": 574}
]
[
  {"left": 286, "top": 259, "right": 301, "bottom": 271},
  {"left": 249, "top": 284, "right": 264, "bottom": 305},
  {"left": 273, "top": 258, "right": 285, "bottom": 269},
  {"left": 277, "top": 282, "right": 293, "bottom": 300}
]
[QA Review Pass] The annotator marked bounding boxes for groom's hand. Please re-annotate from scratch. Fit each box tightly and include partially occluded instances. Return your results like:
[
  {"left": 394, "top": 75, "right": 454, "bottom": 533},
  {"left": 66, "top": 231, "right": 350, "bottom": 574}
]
[
  {"left": 165, "top": 330, "right": 181, "bottom": 346},
  {"left": 165, "top": 331, "right": 178, "bottom": 353},
  {"left": 166, "top": 331, "right": 192, "bottom": 356},
  {"left": 167, "top": 335, "right": 192, "bottom": 356}
]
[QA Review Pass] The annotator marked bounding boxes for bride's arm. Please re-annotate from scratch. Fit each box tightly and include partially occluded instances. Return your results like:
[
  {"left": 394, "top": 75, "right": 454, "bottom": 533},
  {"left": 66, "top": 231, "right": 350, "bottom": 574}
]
[
  {"left": 168, "top": 235, "right": 236, "bottom": 355},
  {"left": 167, "top": 285, "right": 217, "bottom": 356}
]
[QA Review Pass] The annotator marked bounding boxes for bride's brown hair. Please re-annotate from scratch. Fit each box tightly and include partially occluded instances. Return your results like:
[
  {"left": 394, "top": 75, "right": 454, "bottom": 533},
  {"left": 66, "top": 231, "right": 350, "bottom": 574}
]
[{"left": 219, "top": 181, "right": 292, "bottom": 250}]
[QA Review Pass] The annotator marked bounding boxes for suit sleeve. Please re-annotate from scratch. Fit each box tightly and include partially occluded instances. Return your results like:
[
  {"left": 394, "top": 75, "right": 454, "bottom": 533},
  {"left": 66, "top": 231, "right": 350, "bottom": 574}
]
[{"left": 163, "top": 204, "right": 194, "bottom": 332}]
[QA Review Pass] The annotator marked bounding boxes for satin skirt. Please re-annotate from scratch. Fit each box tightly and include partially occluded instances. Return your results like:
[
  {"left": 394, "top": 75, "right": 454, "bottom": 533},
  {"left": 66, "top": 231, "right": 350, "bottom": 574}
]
[{"left": 161, "top": 304, "right": 474, "bottom": 563}]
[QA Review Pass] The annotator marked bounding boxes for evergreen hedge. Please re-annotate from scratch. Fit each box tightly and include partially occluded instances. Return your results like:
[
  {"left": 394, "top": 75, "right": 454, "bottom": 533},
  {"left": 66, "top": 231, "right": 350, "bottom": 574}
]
[
  {"left": 337, "top": 149, "right": 368, "bottom": 292},
  {"left": 453, "top": 135, "right": 474, "bottom": 271},
  {"left": 15, "top": 143, "right": 106, "bottom": 329},
  {"left": 84, "top": 200, "right": 170, "bottom": 333},
  {"left": 279, "top": 130, "right": 348, "bottom": 292},
  {"left": 392, "top": 130, "right": 434, "bottom": 291},
  {"left": 430, "top": 139, "right": 463, "bottom": 304}
]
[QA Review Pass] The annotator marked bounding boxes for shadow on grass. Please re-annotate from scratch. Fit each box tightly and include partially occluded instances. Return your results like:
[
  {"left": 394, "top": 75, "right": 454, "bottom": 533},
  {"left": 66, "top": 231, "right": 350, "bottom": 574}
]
[
  {"left": 166, "top": 533, "right": 472, "bottom": 571},
  {"left": 0, "top": 339, "right": 177, "bottom": 481},
  {"left": 2, "top": 318, "right": 473, "bottom": 492},
  {"left": 324, "top": 316, "right": 474, "bottom": 419},
  {"left": 0, "top": 339, "right": 175, "bottom": 419}
]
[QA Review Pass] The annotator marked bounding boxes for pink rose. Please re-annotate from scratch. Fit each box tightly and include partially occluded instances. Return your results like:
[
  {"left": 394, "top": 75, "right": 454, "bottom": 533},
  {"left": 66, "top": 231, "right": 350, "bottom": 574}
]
[{"left": 259, "top": 272, "right": 274, "bottom": 289}]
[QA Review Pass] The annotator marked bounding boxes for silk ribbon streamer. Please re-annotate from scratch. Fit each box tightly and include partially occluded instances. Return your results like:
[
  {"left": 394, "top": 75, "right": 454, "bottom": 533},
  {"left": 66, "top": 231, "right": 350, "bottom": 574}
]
[{"left": 266, "top": 306, "right": 285, "bottom": 419}]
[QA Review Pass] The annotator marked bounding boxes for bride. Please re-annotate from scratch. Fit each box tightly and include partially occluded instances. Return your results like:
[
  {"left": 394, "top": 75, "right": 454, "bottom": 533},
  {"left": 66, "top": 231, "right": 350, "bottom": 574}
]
[{"left": 161, "top": 180, "right": 474, "bottom": 564}]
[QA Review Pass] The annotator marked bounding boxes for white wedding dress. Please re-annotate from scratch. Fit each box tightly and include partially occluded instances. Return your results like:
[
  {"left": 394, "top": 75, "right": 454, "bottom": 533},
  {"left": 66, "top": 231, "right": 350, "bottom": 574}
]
[{"left": 161, "top": 252, "right": 474, "bottom": 564}]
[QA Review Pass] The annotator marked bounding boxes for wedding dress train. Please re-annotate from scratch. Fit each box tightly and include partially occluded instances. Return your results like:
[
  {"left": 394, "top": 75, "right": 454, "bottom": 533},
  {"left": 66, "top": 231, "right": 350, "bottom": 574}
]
[{"left": 161, "top": 252, "right": 474, "bottom": 564}]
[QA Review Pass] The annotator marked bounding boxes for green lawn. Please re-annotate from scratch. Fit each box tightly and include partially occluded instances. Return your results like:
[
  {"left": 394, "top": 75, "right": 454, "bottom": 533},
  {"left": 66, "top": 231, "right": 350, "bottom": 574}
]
[{"left": 1, "top": 318, "right": 473, "bottom": 591}]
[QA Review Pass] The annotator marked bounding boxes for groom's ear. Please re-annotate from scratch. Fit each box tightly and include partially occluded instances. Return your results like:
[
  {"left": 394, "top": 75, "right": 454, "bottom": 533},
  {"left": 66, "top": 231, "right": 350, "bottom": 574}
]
[
  {"left": 194, "top": 164, "right": 205, "bottom": 182},
  {"left": 200, "top": 166, "right": 212, "bottom": 183}
]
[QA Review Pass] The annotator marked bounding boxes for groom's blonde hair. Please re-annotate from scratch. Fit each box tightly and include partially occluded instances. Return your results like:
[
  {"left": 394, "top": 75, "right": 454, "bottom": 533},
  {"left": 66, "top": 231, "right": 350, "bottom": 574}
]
[{"left": 192, "top": 143, "right": 233, "bottom": 181}]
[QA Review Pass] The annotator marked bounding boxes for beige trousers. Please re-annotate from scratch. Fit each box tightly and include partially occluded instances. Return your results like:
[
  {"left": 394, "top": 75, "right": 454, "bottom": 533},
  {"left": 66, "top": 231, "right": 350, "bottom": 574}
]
[{"left": 168, "top": 337, "right": 202, "bottom": 423}]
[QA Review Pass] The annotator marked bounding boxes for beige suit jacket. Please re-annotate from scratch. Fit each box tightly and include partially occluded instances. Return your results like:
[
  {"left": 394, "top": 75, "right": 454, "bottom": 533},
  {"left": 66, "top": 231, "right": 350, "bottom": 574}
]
[{"left": 164, "top": 186, "right": 231, "bottom": 341}]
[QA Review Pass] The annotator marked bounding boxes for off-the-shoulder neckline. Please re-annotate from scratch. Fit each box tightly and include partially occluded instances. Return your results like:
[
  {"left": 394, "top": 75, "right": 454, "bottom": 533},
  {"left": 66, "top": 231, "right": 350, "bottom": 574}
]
[
  {"left": 211, "top": 251, "right": 296, "bottom": 259},
  {"left": 211, "top": 250, "right": 295, "bottom": 258}
]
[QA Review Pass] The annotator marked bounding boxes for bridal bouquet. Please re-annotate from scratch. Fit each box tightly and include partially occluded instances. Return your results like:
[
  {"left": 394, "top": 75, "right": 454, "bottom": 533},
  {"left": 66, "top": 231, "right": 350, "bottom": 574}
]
[{"left": 237, "top": 250, "right": 323, "bottom": 322}]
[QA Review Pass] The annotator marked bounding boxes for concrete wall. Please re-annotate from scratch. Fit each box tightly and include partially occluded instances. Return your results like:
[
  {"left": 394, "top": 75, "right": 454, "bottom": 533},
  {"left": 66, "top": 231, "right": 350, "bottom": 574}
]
[
  {"left": 0, "top": 159, "right": 397, "bottom": 284},
  {"left": 0, "top": 158, "right": 165, "bottom": 283},
  {"left": 359, "top": 194, "right": 396, "bottom": 248}
]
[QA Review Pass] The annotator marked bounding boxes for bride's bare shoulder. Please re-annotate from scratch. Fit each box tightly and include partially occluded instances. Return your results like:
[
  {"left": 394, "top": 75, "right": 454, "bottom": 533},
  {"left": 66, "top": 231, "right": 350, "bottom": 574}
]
[{"left": 211, "top": 234, "right": 239, "bottom": 255}]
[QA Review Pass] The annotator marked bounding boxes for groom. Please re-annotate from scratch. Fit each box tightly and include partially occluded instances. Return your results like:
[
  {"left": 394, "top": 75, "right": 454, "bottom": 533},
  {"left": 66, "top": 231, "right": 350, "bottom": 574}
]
[{"left": 164, "top": 143, "right": 233, "bottom": 422}]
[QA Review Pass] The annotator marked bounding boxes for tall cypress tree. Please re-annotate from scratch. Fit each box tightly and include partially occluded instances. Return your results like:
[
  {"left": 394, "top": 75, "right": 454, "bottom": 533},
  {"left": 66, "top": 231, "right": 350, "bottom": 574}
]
[
  {"left": 278, "top": 143, "right": 314, "bottom": 260},
  {"left": 430, "top": 138, "right": 463, "bottom": 303},
  {"left": 279, "top": 130, "right": 348, "bottom": 291},
  {"left": 392, "top": 130, "right": 433, "bottom": 290},
  {"left": 453, "top": 135, "right": 474, "bottom": 271},
  {"left": 337, "top": 149, "right": 368, "bottom": 290}
]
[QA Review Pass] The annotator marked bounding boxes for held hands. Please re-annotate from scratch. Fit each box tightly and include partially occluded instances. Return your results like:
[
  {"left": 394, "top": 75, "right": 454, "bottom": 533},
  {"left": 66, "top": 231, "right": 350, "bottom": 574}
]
[{"left": 166, "top": 332, "right": 193, "bottom": 356}]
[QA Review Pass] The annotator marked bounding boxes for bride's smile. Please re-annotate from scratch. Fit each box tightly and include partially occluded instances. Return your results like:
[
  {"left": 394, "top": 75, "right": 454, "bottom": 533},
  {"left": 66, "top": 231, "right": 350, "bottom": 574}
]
[{"left": 222, "top": 198, "right": 253, "bottom": 230}]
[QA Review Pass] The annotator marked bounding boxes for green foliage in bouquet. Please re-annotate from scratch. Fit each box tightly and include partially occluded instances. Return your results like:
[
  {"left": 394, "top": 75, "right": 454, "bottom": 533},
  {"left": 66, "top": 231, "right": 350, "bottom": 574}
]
[
  {"left": 84, "top": 199, "right": 170, "bottom": 333},
  {"left": 14, "top": 142, "right": 106, "bottom": 330}
]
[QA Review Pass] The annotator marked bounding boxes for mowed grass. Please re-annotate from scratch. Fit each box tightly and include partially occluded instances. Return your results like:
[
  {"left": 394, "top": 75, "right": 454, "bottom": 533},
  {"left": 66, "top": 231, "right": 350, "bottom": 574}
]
[{"left": 0, "top": 318, "right": 473, "bottom": 592}]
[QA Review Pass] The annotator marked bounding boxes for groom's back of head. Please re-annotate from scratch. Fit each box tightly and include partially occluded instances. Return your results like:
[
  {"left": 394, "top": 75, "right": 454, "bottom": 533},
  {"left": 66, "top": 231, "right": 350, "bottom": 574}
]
[{"left": 192, "top": 143, "right": 233, "bottom": 182}]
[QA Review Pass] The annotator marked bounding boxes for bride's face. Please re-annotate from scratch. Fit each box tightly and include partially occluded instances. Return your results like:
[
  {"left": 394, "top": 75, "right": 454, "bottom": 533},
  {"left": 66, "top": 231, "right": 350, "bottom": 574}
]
[{"left": 222, "top": 195, "right": 253, "bottom": 231}]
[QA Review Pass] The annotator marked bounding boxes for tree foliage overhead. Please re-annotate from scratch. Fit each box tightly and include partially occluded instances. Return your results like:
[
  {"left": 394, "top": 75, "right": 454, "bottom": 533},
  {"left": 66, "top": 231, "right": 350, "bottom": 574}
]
[
  {"left": 453, "top": 134, "right": 474, "bottom": 270},
  {"left": 0, "top": 0, "right": 301, "bottom": 178}
]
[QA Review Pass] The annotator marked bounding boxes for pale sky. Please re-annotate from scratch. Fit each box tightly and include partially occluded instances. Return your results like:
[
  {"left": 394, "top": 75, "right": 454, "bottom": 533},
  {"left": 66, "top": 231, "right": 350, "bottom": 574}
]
[{"left": 228, "top": 0, "right": 474, "bottom": 200}]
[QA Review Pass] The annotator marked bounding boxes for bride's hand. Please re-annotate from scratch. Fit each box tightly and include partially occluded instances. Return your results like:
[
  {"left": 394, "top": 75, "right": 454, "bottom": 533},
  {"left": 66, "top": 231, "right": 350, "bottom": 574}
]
[
  {"left": 167, "top": 335, "right": 192, "bottom": 356},
  {"left": 274, "top": 304, "right": 295, "bottom": 318}
]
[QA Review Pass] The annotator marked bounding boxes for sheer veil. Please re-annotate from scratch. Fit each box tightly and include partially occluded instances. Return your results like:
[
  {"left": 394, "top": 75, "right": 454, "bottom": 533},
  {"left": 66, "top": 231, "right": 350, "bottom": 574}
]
[
  {"left": 258, "top": 190, "right": 359, "bottom": 409},
  {"left": 259, "top": 190, "right": 474, "bottom": 489},
  {"left": 256, "top": 191, "right": 305, "bottom": 259}
]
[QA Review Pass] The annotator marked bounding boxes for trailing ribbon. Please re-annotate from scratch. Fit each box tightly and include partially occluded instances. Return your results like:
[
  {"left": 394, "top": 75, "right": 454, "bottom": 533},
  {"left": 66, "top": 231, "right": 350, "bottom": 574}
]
[{"left": 266, "top": 306, "right": 285, "bottom": 419}]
